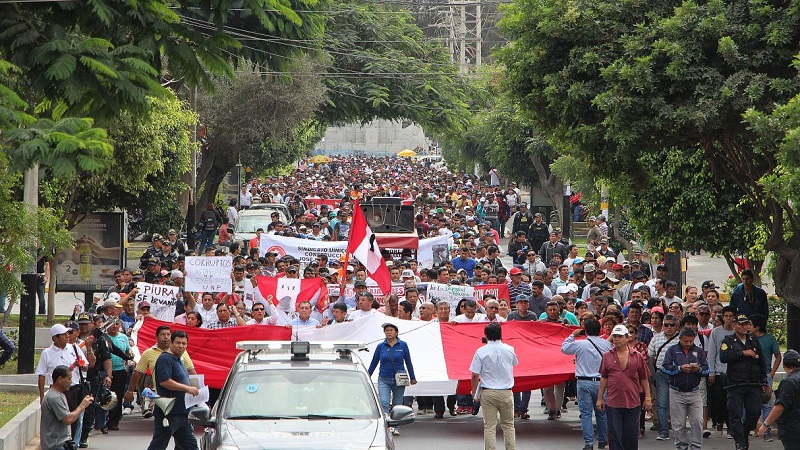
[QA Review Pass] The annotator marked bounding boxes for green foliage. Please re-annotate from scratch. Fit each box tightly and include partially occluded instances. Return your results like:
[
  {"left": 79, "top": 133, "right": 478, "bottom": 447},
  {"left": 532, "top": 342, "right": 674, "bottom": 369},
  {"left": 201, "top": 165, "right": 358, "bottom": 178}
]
[
  {"left": 0, "top": 154, "right": 72, "bottom": 301},
  {"left": 320, "top": 1, "right": 472, "bottom": 134},
  {"left": 768, "top": 295, "right": 787, "bottom": 347}
]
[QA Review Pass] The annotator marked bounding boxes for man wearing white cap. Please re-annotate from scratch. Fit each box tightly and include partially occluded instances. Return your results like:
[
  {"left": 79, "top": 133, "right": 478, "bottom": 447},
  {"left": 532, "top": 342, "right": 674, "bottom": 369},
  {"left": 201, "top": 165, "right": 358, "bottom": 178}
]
[
  {"left": 37, "top": 324, "right": 91, "bottom": 446},
  {"left": 598, "top": 324, "right": 652, "bottom": 450}
]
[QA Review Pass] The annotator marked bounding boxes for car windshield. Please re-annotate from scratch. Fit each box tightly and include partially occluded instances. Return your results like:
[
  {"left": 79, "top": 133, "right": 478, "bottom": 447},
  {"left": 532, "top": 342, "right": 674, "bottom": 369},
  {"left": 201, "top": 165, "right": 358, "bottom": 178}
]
[
  {"left": 224, "top": 370, "right": 380, "bottom": 420},
  {"left": 235, "top": 214, "right": 276, "bottom": 233}
]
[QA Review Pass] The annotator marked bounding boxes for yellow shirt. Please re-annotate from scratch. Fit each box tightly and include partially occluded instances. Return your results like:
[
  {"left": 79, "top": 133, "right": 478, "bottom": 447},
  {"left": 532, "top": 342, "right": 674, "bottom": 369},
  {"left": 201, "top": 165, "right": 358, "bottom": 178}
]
[{"left": 135, "top": 346, "right": 194, "bottom": 388}]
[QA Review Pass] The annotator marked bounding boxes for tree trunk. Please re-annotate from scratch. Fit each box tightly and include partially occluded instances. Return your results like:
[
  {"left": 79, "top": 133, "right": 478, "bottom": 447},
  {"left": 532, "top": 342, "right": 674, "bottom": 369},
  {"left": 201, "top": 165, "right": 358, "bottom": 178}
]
[
  {"left": 529, "top": 152, "right": 564, "bottom": 227},
  {"left": 47, "top": 262, "right": 57, "bottom": 325},
  {"left": 722, "top": 254, "right": 742, "bottom": 283},
  {"left": 788, "top": 303, "right": 800, "bottom": 352},
  {"left": 198, "top": 165, "right": 230, "bottom": 212},
  {"left": 773, "top": 251, "right": 800, "bottom": 350},
  {"left": 610, "top": 205, "right": 633, "bottom": 260}
]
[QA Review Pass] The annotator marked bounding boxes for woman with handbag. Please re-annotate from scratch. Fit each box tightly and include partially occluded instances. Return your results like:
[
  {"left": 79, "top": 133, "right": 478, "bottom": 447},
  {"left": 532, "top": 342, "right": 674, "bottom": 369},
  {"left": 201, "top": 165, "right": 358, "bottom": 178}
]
[{"left": 368, "top": 322, "right": 417, "bottom": 436}]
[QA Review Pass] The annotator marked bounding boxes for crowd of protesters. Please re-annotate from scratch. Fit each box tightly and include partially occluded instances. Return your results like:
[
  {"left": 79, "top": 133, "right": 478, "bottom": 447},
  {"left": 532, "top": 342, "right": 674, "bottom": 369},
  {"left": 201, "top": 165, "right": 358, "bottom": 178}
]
[{"left": 34, "top": 155, "right": 800, "bottom": 450}]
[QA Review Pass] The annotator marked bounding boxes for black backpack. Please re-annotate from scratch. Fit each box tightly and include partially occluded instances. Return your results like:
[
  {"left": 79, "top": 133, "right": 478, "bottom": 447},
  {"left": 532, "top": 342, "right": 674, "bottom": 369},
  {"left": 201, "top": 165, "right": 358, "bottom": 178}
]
[{"left": 202, "top": 210, "right": 217, "bottom": 231}]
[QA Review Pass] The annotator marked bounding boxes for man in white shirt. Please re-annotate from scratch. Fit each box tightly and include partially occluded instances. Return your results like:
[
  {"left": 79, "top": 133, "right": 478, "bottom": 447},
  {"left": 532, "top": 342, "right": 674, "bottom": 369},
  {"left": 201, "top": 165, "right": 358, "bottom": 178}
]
[
  {"left": 246, "top": 303, "right": 277, "bottom": 325},
  {"left": 347, "top": 292, "right": 378, "bottom": 321},
  {"left": 239, "top": 186, "right": 252, "bottom": 209},
  {"left": 452, "top": 299, "right": 486, "bottom": 323},
  {"left": 470, "top": 323, "right": 518, "bottom": 450},
  {"left": 193, "top": 292, "right": 219, "bottom": 324}
]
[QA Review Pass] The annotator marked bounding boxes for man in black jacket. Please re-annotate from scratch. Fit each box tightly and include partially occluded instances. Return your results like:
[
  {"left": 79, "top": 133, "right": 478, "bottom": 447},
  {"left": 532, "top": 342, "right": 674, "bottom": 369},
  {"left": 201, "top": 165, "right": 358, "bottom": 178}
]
[
  {"left": 720, "top": 314, "right": 768, "bottom": 450},
  {"left": 528, "top": 212, "right": 549, "bottom": 252},
  {"left": 512, "top": 203, "right": 534, "bottom": 237}
]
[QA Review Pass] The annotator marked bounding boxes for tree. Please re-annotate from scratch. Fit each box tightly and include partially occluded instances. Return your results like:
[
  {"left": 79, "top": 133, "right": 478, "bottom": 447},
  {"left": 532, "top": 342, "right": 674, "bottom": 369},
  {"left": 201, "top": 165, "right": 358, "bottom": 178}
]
[
  {"left": 196, "top": 58, "right": 328, "bottom": 209},
  {"left": 499, "top": 0, "right": 800, "bottom": 347}
]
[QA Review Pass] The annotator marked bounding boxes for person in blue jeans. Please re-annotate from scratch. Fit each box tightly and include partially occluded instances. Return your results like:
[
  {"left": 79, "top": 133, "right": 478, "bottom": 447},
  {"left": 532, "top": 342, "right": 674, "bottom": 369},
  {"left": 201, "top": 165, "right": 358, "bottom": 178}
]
[
  {"left": 562, "top": 317, "right": 612, "bottom": 450},
  {"left": 368, "top": 322, "right": 416, "bottom": 436}
]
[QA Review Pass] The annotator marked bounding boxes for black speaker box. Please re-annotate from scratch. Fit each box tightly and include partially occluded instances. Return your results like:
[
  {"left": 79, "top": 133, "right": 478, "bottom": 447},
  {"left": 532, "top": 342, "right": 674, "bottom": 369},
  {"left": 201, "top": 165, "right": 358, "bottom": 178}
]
[{"left": 361, "top": 199, "right": 415, "bottom": 233}]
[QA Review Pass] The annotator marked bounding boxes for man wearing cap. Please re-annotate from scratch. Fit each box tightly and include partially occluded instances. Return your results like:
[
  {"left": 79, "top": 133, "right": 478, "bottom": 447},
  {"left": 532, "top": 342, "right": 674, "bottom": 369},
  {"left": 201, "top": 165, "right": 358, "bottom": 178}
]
[
  {"left": 596, "top": 237, "right": 616, "bottom": 259},
  {"left": 507, "top": 267, "right": 531, "bottom": 307},
  {"left": 563, "top": 318, "right": 612, "bottom": 450},
  {"left": 729, "top": 269, "right": 769, "bottom": 320},
  {"left": 37, "top": 324, "right": 92, "bottom": 446},
  {"left": 758, "top": 349, "right": 800, "bottom": 449},
  {"left": 528, "top": 212, "right": 549, "bottom": 252},
  {"left": 720, "top": 314, "right": 768, "bottom": 450},
  {"left": 598, "top": 324, "right": 652, "bottom": 450},
  {"left": 139, "top": 234, "right": 163, "bottom": 270},
  {"left": 707, "top": 305, "right": 736, "bottom": 436},
  {"left": 165, "top": 229, "right": 186, "bottom": 255},
  {"left": 512, "top": 203, "right": 533, "bottom": 237},
  {"left": 587, "top": 216, "right": 602, "bottom": 246}
]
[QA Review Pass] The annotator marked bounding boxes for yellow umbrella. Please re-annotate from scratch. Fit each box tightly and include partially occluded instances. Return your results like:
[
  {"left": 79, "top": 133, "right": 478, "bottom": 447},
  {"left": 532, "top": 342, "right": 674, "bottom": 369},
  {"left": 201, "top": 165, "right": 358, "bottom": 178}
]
[
  {"left": 310, "top": 155, "right": 331, "bottom": 163},
  {"left": 397, "top": 149, "right": 417, "bottom": 157}
]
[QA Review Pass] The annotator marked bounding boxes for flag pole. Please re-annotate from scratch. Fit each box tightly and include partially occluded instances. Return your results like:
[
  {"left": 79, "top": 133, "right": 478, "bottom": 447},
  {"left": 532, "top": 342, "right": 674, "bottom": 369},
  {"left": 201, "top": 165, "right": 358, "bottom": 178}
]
[{"left": 339, "top": 199, "right": 357, "bottom": 296}]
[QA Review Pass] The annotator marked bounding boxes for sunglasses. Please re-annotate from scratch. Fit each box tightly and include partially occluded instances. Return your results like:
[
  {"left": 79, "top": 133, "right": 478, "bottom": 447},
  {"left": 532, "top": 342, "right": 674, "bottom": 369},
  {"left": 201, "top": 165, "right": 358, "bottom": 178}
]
[
  {"left": 663, "top": 323, "right": 677, "bottom": 327},
  {"left": 252, "top": 308, "right": 265, "bottom": 312}
]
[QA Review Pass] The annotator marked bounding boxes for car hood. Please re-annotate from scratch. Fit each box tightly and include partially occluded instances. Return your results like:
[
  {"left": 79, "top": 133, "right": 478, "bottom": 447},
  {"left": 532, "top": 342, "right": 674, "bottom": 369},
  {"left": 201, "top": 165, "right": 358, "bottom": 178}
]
[{"left": 223, "top": 419, "right": 382, "bottom": 450}]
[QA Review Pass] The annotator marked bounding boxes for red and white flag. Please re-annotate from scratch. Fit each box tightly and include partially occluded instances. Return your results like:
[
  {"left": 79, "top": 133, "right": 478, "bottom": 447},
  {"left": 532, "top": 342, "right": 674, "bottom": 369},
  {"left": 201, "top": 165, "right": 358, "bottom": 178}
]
[
  {"left": 255, "top": 276, "right": 328, "bottom": 313},
  {"left": 347, "top": 200, "right": 392, "bottom": 294}
]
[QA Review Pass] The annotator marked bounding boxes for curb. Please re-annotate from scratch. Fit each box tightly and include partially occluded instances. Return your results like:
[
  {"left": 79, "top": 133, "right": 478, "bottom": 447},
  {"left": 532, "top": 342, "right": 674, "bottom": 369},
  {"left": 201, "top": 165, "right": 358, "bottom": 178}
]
[{"left": 0, "top": 399, "right": 40, "bottom": 450}]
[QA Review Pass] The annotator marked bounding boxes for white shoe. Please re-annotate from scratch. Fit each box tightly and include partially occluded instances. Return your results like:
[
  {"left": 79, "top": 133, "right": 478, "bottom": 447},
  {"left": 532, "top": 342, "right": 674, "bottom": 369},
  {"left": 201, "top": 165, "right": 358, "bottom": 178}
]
[
  {"left": 392, "top": 428, "right": 400, "bottom": 436},
  {"left": 122, "top": 407, "right": 133, "bottom": 416}
]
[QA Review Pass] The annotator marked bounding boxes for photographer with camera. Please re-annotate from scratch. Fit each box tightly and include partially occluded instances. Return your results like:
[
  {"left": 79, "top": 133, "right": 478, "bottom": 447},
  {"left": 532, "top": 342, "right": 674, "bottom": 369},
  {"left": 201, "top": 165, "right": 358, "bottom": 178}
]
[
  {"left": 77, "top": 313, "right": 112, "bottom": 446},
  {"left": 41, "top": 365, "right": 94, "bottom": 450}
]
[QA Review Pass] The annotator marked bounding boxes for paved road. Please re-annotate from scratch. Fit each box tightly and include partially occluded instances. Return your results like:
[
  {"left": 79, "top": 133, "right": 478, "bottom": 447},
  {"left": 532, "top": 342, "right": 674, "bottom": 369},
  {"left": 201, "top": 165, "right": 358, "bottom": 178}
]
[{"left": 73, "top": 395, "right": 779, "bottom": 450}]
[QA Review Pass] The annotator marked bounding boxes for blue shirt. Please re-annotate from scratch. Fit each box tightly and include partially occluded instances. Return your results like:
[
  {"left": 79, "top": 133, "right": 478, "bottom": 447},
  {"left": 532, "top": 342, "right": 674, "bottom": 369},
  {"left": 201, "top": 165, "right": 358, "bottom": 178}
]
[
  {"left": 289, "top": 316, "right": 321, "bottom": 327},
  {"left": 451, "top": 257, "right": 477, "bottom": 277},
  {"left": 368, "top": 339, "right": 416, "bottom": 380},
  {"left": 469, "top": 340, "right": 518, "bottom": 389},
  {"left": 730, "top": 284, "right": 769, "bottom": 319},
  {"left": 154, "top": 351, "right": 191, "bottom": 415},
  {"left": 108, "top": 333, "right": 130, "bottom": 371},
  {"left": 561, "top": 335, "right": 612, "bottom": 378}
]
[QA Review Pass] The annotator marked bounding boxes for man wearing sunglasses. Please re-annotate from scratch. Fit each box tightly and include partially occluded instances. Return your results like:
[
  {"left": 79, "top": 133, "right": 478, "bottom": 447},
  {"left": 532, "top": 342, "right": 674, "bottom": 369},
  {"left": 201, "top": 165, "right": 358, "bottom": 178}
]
[
  {"left": 246, "top": 303, "right": 277, "bottom": 325},
  {"left": 648, "top": 314, "right": 681, "bottom": 441}
]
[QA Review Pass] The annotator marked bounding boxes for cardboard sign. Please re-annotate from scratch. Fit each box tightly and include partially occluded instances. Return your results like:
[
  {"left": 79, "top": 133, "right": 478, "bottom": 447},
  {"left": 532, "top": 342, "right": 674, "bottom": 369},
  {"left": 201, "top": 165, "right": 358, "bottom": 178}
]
[
  {"left": 426, "top": 282, "right": 475, "bottom": 309},
  {"left": 185, "top": 256, "right": 233, "bottom": 293},
  {"left": 135, "top": 282, "right": 180, "bottom": 321}
]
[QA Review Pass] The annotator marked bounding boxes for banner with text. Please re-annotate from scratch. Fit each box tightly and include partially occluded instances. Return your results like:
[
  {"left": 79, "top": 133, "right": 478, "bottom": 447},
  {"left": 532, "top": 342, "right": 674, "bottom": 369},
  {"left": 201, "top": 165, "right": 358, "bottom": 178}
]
[
  {"left": 473, "top": 283, "right": 511, "bottom": 302},
  {"left": 185, "top": 256, "right": 233, "bottom": 293},
  {"left": 327, "top": 283, "right": 406, "bottom": 304},
  {"left": 260, "top": 234, "right": 346, "bottom": 264},
  {"left": 135, "top": 282, "right": 180, "bottom": 321},
  {"left": 426, "top": 282, "right": 475, "bottom": 309}
]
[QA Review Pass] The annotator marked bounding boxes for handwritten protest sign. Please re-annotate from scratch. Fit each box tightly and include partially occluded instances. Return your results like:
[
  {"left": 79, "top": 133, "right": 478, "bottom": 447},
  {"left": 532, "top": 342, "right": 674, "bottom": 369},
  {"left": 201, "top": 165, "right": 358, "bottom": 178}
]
[
  {"left": 185, "top": 256, "right": 233, "bottom": 293},
  {"left": 426, "top": 282, "right": 475, "bottom": 309},
  {"left": 135, "top": 282, "right": 180, "bottom": 321}
]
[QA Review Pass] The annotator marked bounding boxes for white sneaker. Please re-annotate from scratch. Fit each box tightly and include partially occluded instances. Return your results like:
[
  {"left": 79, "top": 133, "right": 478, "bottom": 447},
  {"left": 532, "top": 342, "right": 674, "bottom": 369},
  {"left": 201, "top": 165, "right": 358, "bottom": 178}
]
[
  {"left": 122, "top": 407, "right": 133, "bottom": 416},
  {"left": 392, "top": 428, "right": 400, "bottom": 436}
]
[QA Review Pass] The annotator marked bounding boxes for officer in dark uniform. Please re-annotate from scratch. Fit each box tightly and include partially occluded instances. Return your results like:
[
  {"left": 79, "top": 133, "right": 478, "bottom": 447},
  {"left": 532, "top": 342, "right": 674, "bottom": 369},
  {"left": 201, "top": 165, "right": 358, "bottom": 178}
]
[
  {"left": 80, "top": 314, "right": 113, "bottom": 446},
  {"left": 512, "top": 203, "right": 533, "bottom": 237},
  {"left": 719, "top": 314, "right": 768, "bottom": 450},
  {"left": 758, "top": 349, "right": 800, "bottom": 450},
  {"left": 528, "top": 212, "right": 550, "bottom": 252}
]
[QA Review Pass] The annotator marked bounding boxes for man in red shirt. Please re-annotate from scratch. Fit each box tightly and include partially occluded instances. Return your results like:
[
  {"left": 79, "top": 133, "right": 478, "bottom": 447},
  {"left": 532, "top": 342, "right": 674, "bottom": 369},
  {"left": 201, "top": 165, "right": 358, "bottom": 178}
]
[{"left": 598, "top": 324, "right": 652, "bottom": 450}]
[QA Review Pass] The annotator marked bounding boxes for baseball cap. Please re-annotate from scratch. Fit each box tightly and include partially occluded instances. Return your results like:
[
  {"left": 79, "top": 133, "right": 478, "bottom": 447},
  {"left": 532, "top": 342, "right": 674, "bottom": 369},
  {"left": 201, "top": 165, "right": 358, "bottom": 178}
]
[
  {"left": 401, "top": 269, "right": 415, "bottom": 278},
  {"left": 515, "top": 294, "right": 529, "bottom": 302},
  {"left": 509, "top": 267, "right": 523, "bottom": 275},
  {"left": 701, "top": 280, "right": 717, "bottom": 289},
  {"left": 735, "top": 314, "right": 751, "bottom": 324},
  {"left": 611, "top": 324, "right": 629, "bottom": 336},
  {"left": 76, "top": 313, "right": 92, "bottom": 324},
  {"left": 556, "top": 286, "right": 570, "bottom": 295},
  {"left": 783, "top": 349, "right": 800, "bottom": 367},
  {"left": 64, "top": 321, "right": 79, "bottom": 331},
  {"left": 286, "top": 266, "right": 298, "bottom": 273},
  {"left": 588, "top": 216, "right": 596, "bottom": 221},
  {"left": 599, "top": 237, "right": 609, "bottom": 244},
  {"left": 168, "top": 229, "right": 177, "bottom": 235},
  {"left": 50, "top": 324, "right": 70, "bottom": 337},
  {"left": 170, "top": 270, "right": 184, "bottom": 279},
  {"left": 605, "top": 273, "right": 620, "bottom": 283},
  {"left": 132, "top": 269, "right": 144, "bottom": 278},
  {"left": 354, "top": 280, "right": 367, "bottom": 288},
  {"left": 583, "top": 263, "right": 596, "bottom": 272}
]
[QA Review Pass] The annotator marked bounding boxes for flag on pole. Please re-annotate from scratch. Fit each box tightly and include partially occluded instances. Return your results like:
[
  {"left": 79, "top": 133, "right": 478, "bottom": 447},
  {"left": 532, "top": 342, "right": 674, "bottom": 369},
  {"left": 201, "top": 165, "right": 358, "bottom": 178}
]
[
  {"left": 347, "top": 200, "right": 392, "bottom": 294},
  {"left": 255, "top": 276, "right": 328, "bottom": 313}
]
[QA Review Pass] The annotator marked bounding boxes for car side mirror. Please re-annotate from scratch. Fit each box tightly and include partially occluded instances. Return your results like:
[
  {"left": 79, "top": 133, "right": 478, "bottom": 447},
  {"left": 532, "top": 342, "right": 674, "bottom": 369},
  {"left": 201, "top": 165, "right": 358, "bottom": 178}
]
[
  {"left": 188, "top": 404, "right": 215, "bottom": 427},
  {"left": 386, "top": 405, "right": 415, "bottom": 427}
]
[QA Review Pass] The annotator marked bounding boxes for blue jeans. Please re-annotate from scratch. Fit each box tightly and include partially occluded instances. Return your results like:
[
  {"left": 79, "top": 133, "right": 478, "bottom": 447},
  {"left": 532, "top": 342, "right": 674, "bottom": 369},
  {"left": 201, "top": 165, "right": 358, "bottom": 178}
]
[
  {"left": 72, "top": 411, "right": 83, "bottom": 446},
  {"left": 513, "top": 391, "right": 531, "bottom": 413},
  {"left": 761, "top": 374, "right": 774, "bottom": 436},
  {"left": 199, "top": 230, "right": 216, "bottom": 254},
  {"left": 655, "top": 370, "right": 670, "bottom": 435},
  {"left": 146, "top": 410, "right": 198, "bottom": 450},
  {"left": 578, "top": 379, "right": 607, "bottom": 445},
  {"left": 377, "top": 377, "right": 405, "bottom": 416}
]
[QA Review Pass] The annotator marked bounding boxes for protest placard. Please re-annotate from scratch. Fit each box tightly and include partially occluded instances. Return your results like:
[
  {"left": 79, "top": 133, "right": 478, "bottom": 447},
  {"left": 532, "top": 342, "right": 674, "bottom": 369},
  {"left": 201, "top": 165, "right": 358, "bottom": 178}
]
[
  {"left": 135, "top": 282, "right": 180, "bottom": 321},
  {"left": 327, "top": 283, "right": 406, "bottom": 304},
  {"left": 185, "top": 256, "right": 233, "bottom": 293},
  {"left": 426, "top": 282, "right": 475, "bottom": 309},
  {"left": 260, "top": 234, "right": 346, "bottom": 264}
]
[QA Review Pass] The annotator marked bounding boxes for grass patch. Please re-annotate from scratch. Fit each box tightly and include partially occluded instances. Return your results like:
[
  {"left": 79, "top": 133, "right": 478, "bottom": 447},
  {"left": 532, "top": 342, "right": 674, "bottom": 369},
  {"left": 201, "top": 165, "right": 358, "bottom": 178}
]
[
  {"left": 0, "top": 392, "right": 37, "bottom": 428},
  {"left": 0, "top": 314, "right": 71, "bottom": 328},
  {"left": 0, "top": 353, "right": 41, "bottom": 375}
]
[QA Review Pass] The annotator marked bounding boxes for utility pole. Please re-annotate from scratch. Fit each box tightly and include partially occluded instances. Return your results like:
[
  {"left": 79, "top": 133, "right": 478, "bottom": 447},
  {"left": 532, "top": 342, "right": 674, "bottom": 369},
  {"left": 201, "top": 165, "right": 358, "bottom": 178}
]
[
  {"left": 18, "top": 166, "right": 38, "bottom": 374},
  {"left": 475, "top": 3, "right": 482, "bottom": 68},
  {"left": 459, "top": 4, "right": 467, "bottom": 74}
]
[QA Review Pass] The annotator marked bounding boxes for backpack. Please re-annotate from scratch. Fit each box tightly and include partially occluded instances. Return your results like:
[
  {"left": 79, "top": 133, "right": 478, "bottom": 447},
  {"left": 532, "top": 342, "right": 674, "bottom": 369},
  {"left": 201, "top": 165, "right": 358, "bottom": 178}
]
[{"left": 202, "top": 210, "right": 217, "bottom": 231}]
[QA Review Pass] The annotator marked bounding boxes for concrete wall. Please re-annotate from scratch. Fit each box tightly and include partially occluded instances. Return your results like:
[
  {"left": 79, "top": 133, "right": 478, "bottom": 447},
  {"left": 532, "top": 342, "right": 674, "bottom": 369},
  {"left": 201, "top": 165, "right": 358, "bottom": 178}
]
[
  {"left": 0, "top": 399, "right": 40, "bottom": 450},
  {"left": 315, "top": 120, "right": 428, "bottom": 155}
]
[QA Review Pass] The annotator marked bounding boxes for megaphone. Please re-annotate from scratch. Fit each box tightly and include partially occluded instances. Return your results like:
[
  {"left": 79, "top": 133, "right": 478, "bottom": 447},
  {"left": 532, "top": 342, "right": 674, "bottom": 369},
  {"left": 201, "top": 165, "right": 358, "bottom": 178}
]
[{"left": 153, "top": 397, "right": 175, "bottom": 427}]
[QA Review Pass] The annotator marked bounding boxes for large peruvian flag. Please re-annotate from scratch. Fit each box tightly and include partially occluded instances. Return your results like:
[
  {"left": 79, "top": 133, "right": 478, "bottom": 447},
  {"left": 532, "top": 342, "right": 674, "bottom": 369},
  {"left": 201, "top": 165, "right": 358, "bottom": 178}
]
[
  {"left": 134, "top": 315, "right": 578, "bottom": 392},
  {"left": 255, "top": 275, "right": 328, "bottom": 312},
  {"left": 348, "top": 199, "right": 392, "bottom": 294}
]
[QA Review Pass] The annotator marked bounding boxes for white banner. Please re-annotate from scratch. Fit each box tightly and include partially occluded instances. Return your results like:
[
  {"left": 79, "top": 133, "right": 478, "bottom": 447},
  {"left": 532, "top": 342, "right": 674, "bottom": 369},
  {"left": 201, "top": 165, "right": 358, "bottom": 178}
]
[
  {"left": 185, "top": 256, "right": 233, "bottom": 293},
  {"left": 134, "top": 282, "right": 180, "bottom": 322},
  {"left": 417, "top": 235, "right": 450, "bottom": 268},
  {"left": 260, "top": 234, "right": 346, "bottom": 264},
  {"left": 426, "top": 282, "right": 475, "bottom": 309},
  {"left": 327, "top": 283, "right": 406, "bottom": 303}
]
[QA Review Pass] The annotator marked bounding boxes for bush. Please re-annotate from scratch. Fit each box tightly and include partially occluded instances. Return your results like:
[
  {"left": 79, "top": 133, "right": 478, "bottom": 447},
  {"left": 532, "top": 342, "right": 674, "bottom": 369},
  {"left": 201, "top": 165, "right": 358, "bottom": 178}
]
[{"left": 768, "top": 295, "right": 787, "bottom": 347}]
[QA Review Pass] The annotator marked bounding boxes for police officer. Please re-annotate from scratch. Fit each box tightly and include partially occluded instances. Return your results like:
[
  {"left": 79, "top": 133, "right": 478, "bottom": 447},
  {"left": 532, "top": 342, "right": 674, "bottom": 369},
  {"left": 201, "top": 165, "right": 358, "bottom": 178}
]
[
  {"left": 512, "top": 202, "right": 533, "bottom": 237},
  {"left": 719, "top": 314, "right": 768, "bottom": 450},
  {"left": 527, "top": 212, "right": 549, "bottom": 252},
  {"left": 758, "top": 349, "right": 800, "bottom": 450}
]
